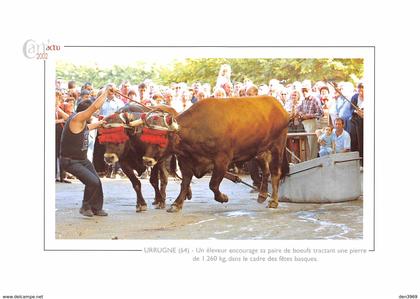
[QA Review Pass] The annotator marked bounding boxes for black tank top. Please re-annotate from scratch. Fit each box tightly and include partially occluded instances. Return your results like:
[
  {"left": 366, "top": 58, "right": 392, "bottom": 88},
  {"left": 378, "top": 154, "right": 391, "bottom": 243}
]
[{"left": 60, "top": 114, "right": 89, "bottom": 160}]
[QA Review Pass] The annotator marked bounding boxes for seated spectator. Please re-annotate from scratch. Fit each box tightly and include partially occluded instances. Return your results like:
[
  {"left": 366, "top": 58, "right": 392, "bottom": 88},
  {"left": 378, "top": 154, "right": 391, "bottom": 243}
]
[
  {"left": 333, "top": 117, "right": 351, "bottom": 153},
  {"left": 318, "top": 125, "right": 336, "bottom": 157}
]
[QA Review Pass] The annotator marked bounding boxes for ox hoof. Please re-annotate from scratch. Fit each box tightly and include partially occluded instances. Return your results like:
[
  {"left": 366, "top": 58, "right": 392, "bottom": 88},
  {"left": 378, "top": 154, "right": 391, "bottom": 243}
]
[
  {"left": 167, "top": 205, "right": 181, "bottom": 213},
  {"left": 154, "top": 201, "right": 166, "bottom": 209},
  {"left": 136, "top": 205, "right": 147, "bottom": 212},
  {"left": 267, "top": 200, "right": 279, "bottom": 209},
  {"left": 187, "top": 187, "right": 192, "bottom": 200},
  {"left": 215, "top": 193, "right": 229, "bottom": 203},
  {"left": 257, "top": 192, "right": 269, "bottom": 203}
]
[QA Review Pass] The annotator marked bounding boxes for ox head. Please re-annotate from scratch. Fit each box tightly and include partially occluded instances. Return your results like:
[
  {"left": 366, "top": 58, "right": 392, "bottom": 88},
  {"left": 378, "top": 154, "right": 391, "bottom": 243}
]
[
  {"left": 98, "top": 112, "right": 132, "bottom": 165},
  {"left": 129, "top": 110, "right": 180, "bottom": 167}
]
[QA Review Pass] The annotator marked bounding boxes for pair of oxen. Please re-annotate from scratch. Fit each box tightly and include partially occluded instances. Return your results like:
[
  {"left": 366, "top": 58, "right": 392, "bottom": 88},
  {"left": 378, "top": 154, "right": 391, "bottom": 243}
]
[{"left": 99, "top": 96, "right": 290, "bottom": 213}]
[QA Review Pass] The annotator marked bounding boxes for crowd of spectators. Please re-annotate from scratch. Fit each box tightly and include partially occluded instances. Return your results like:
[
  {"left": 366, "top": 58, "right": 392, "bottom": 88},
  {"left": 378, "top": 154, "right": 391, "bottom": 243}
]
[{"left": 55, "top": 64, "right": 365, "bottom": 182}]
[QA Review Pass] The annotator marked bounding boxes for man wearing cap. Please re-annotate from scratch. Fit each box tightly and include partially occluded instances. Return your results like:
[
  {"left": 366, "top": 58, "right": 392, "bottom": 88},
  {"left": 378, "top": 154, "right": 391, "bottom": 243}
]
[
  {"left": 296, "top": 87, "right": 324, "bottom": 160},
  {"left": 60, "top": 86, "right": 114, "bottom": 217}
]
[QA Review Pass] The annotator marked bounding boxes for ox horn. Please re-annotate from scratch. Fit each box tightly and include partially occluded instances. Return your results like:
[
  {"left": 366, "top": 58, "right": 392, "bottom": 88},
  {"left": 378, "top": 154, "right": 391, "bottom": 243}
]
[{"left": 129, "top": 119, "right": 144, "bottom": 127}]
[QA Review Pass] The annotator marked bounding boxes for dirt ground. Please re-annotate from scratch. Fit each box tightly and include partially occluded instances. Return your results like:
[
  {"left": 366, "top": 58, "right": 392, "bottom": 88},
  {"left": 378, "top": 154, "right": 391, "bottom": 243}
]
[{"left": 55, "top": 175, "right": 362, "bottom": 240}]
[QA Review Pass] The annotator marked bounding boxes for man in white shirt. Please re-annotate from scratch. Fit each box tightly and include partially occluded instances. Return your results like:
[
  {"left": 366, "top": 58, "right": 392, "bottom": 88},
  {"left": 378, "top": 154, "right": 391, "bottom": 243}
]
[
  {"left": 99, "top": 84, "right": 125, "bottom": 116},
  {"left": 333, "top": 117, "right": 351, "bottom": 153},
  {"left": 96, "top": 84, "right": 125, "bottom": 178}
]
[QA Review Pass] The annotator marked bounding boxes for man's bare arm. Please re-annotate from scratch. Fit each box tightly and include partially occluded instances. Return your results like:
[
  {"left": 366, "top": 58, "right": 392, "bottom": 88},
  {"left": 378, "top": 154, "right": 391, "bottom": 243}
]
[
  {"left": 74, "top": 87, "right": 110, "bottom": 123},
  {"left": 87, "top": 120, "right": 107, "bottom": 130},
  {"left": 69, "top": 86, "right": 113, "bottom": 133},
  {"left": 56, "top": 107, "right": 69, "bottom": 120}
]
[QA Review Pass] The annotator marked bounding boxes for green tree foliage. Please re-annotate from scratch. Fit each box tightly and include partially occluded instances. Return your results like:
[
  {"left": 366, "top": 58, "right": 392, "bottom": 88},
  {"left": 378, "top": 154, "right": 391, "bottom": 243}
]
[
  {"left": 56, "top": 58, "right": 363, "bottom": 88},
  {"left": 56, "top": 61, "right": 159, "bottom": 88}
]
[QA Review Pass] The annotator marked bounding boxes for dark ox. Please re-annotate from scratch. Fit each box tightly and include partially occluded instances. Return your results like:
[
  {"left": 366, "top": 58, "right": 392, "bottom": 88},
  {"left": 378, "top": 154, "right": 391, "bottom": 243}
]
[
  {"left": 140, "top": 96, "right": 290, "bottom": 212},
  {"left": 99, "top": 104, "right": 179, "bottom": 211}
]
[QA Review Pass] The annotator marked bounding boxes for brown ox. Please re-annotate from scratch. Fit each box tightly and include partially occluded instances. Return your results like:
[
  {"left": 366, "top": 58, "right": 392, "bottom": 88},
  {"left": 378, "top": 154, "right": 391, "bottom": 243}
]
[
  {"left": 99, "top": 104, "right": 182, "bottom": 211},
  {"left": 140, "top": 96, "right": 289, "bottom": 212}
]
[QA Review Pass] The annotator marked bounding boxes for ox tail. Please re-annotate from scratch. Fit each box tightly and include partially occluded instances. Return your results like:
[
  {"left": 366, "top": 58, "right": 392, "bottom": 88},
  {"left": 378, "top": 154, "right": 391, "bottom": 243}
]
[
  {"left": 169, "top": 154, "right": 182, "bottom": 180},
  {"left": 280, "top": 150, "right": 289, "bottom": 180}
]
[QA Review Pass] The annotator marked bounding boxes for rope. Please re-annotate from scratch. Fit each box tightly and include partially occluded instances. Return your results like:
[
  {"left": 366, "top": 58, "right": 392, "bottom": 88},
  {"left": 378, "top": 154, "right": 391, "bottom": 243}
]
[{"left": 114, "top": 89, "right": 151, "bottom": 111}]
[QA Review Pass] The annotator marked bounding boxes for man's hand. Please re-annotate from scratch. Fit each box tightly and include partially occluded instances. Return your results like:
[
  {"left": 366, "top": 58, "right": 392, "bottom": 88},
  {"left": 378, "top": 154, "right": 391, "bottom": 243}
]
[
  {"left": 98, "top": 119, "right": 107, "bottom": 127},
  {"left": 105, "top": 85, "right": 117, "bottom": 96},
  {"left": 356, "top": 109, "right": 364, "bottom": 118},
  {"left": 87, "top": 119, "right": 107, "bottom": 130}
]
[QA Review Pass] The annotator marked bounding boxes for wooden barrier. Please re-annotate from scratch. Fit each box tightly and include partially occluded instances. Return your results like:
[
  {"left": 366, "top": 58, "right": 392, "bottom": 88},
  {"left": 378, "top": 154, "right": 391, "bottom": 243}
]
[{"left": 287, "top": 132, "right": 317, "bottom": 163}]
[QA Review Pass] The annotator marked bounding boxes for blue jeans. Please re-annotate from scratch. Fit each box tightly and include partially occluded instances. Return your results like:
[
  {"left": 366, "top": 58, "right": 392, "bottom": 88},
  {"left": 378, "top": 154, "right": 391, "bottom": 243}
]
[
  {"left": 319, "top": 147, "right": 333, "bottom": 157},
  {"left": 60, "top": 157, "right": 104, "bottom": 211}
]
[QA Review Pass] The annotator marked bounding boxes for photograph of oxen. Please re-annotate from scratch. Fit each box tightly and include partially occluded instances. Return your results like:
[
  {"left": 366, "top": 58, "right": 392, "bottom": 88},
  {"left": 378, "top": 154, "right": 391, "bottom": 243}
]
[{"left": 55, "top": 54, "right": 366, "bottom": 240}]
